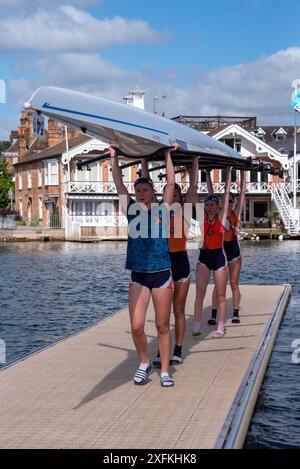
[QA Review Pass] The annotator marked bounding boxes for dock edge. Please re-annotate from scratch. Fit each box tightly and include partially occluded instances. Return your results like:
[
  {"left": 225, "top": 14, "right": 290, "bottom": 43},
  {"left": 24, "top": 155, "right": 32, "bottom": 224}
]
[{"left": 215, "top": 283, "right": 291, "bottom": 449}]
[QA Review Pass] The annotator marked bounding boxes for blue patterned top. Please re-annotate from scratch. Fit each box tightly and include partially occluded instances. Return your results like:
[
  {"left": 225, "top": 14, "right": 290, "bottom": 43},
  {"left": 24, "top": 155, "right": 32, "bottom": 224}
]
[{"left": 125, "top": 199, "right": 171, "bottom": 273}]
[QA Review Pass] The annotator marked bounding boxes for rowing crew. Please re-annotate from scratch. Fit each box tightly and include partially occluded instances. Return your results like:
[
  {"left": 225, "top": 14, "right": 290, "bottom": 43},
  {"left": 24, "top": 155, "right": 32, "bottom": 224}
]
[{"left": 110, "top": 145, "right": 246, "bottom": 388}]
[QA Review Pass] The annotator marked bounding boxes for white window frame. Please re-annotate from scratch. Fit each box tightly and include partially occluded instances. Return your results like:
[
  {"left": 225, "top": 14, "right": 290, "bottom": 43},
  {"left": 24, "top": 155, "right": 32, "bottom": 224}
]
[
  {"left": 74, "top": 162, "right": 99, "bottom": 182},
  {"left": 27, "top": 169, "right": 32, "bottom": 189},
  {"left": 38, "top": 168, "right": 42, "bottom": 187},
  {"left": 45, "top": 159, "right": 58, "bottom": 186},
  {"left": 18, "top": 173, "right": 22, "bottom": 191},
  {"left": 19, "top": 198, "right": 23, "bottom": 217},
  {"left": 38, "top": 196, "right": 43, "bottom": 221}
]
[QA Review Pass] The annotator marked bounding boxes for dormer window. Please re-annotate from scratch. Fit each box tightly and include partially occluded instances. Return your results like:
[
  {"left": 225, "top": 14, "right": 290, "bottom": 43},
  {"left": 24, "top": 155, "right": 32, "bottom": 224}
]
[
  {"left": 274, "top": 127, "right": 287, "bottom": 142},
  {"left": 253, "top": 127, "right": 266, "bottom": 141}
]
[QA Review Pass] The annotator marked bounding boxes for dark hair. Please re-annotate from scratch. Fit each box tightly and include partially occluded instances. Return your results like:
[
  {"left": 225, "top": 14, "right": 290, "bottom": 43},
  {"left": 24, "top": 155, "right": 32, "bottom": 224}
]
[
  {"left": 204, "top": 194, "right": 219, "bottom": 203},
  {"left": 134, "top": 177, "right": 154, "bottom": 188}
]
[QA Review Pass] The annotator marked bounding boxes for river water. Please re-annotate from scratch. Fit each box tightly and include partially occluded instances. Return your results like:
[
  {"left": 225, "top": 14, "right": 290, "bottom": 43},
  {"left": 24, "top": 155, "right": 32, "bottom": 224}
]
[{"left": 0, "top": 240, "right": 299, "bottom": 448}]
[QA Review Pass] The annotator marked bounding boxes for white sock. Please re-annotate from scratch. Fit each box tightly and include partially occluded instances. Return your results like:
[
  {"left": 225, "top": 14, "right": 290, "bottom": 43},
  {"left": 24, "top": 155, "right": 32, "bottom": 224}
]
[
  {"left": 134, "top": 361, "right": 150, "bottom": 383},
  {"left": 217, "top": 321, "right": 225, "bottom": 334},
  {"left": 139, "top": 361, "right": 150, "bottom": 372},
  {"left": 160, "top": 372, "right": 173, "bottom": 387}
]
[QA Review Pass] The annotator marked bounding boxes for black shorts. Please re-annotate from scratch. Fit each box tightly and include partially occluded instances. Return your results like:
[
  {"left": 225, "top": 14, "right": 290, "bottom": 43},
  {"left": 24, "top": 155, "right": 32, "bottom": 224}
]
[
  {"left": 170, "top": 251, "right": 190, "bottom": 283},
  {"left": 198, "top": 248, "right": 227, "bottom": 272},
  {"left": 224, "top": 240, "right": 241, "bottom": 262},
  {"left": 130, "top": 270, "right": 174, "bottom": 291}
]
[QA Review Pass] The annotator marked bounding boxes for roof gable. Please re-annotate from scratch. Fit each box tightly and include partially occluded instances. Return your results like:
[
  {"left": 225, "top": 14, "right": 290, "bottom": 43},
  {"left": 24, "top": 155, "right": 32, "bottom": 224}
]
[{"left": 209, "top": 123, "right": 290, "bottom": 168}]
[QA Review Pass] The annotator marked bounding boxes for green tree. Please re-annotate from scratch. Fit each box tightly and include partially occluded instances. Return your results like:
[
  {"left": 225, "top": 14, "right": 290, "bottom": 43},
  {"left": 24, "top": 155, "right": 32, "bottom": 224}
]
[
  {"left": 0, "top": 160, "right": 14, "bottom": 208},
  {"left": 0, "top": 140, "right": 11, "bottom": 154}
]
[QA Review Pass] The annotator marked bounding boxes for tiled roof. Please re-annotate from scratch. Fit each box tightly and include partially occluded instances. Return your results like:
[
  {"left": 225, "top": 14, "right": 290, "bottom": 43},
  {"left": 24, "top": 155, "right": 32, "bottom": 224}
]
[
  {"left": 207, "top": 124, "right": 231, "bottom": 137},
  {"left": 2, "top": 140, "right": 19, "bottom": 155},
  {"left": 252, "top": 126, "right": 295, "bottom": 146},
  {"left": 14, "top": 134, "right": 92, "bottom": 166}
]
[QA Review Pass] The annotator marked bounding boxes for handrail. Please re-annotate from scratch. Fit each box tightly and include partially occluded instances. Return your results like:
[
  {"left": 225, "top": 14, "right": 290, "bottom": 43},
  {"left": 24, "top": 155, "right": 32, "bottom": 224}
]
[{"left": 66, "top": 181, "right": 294, "bottom": 195}]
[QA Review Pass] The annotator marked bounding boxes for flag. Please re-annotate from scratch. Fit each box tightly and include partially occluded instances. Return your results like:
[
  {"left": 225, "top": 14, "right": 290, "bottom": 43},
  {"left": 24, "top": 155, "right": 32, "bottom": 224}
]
[{"left": 291, "top": 91, "right": 300, "bottom": 113}]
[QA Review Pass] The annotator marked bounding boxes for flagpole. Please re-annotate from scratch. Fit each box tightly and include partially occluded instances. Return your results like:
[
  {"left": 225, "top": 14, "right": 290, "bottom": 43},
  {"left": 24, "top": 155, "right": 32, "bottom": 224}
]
[{"left": 294, "top": 111, "right": 297, "bottom": 209}]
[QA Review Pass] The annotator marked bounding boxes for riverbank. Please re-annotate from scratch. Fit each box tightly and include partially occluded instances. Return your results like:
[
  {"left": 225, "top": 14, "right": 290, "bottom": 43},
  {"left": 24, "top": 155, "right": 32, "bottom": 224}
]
[
  {"left": 0, "top": 227, "right": 65, "bottom": 242},
  {"left": 1, "top": 226, "right": 297, "bottom": 243}
]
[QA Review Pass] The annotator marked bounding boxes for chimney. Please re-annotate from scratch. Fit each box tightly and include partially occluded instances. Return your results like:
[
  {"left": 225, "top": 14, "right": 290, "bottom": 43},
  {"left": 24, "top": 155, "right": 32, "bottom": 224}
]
[
  {"left": 24, "top": 111, "right": 35, "bottom": 149},
  {"left": 47, "top": 118, "right": 63, "bottom": 147},
  {"left": 123, "top": 86, "right": 145, "bottom": 110},
  {"left": 18, "top": 111, "right": 27, "bottom": 158},
  {"left": 17, "top": 110, "right": 36, "bottom": 157}
]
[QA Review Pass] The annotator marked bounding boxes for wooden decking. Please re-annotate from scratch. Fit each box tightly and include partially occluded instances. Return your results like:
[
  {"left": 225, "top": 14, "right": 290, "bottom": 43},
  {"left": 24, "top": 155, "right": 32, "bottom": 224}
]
[{"left": 0, "top": 284, "right": 290, "bottom": 449}]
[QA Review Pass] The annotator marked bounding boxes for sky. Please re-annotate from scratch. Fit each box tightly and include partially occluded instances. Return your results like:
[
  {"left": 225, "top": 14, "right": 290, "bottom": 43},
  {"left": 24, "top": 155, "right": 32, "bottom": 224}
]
[{"left": 0, "top": 0, "right": 300, "bottom": 140}]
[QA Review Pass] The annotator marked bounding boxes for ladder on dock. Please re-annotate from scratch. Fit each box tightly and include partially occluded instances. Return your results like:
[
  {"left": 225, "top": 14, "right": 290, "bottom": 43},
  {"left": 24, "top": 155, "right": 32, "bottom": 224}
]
[{"left": 272, "top": 183, "right": 299, "bottom": 234}]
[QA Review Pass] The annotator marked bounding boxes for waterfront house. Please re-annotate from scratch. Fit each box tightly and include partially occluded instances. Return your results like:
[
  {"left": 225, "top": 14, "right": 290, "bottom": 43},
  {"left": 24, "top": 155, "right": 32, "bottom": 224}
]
[
  {"left": 174, "top": 116, "right": 300, "bottom": 235},
  {"left": 12, "top": 102, "right": 300, "bottom": 239}
]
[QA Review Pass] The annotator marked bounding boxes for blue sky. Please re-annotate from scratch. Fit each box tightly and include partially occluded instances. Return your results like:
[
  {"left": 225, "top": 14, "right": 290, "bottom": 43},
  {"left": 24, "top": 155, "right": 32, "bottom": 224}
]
[{"left": 1, "top": 0, "right": 300, "bottom": 139}]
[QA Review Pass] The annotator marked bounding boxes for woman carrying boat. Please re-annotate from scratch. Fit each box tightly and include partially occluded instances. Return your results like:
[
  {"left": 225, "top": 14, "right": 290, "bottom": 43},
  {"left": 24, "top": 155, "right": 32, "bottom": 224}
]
[
  {"left": 110, "top": 144, "right": 177, "bottom": 387},
  {"left": 141, "top": 157, "right": 199, "bottom": 365},
  {"left": 193, "top": 166, "right": 232, "bottom": 338},
  {"left": 206, "top": 170, "right": 246, "bottom": 324}
]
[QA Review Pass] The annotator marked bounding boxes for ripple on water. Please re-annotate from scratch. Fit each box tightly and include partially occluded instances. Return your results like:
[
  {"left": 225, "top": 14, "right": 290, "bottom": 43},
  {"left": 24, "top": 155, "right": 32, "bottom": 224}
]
[{"left": 0, "top": 239, "right": 300, "bottom": 448}]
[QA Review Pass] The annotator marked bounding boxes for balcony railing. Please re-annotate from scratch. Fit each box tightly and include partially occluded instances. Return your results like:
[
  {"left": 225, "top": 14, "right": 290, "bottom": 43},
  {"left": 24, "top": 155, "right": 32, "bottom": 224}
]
[
  {"left": 67, "top": 214, "right": 128, "bottom": 227},
  {"left": 66, "top": 180, "right": 300, "bottom": 195}
]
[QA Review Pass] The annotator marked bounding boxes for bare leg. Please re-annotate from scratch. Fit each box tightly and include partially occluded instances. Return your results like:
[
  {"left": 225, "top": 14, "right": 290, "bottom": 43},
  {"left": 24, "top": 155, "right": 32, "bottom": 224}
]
[
  {"left": 228, "top": 257, "right": 242, "bottom": 310},
  {"left": 212, "top": 285, "right": 218, "bottom": 310},
  {"left": 194, "top": 263, "right": 211, "bottom": 326},
  {"left": 129, "top": 284, "right": 151, "bottom": 363},
  {"left": 213, "top": 268, "right": 228, "bottom": 324},
  {"left": 173, "top": 279, "right": 190, "bottom": 346},
  {"left": 152, "top": 287, "right": 173, "bottom": 374}
]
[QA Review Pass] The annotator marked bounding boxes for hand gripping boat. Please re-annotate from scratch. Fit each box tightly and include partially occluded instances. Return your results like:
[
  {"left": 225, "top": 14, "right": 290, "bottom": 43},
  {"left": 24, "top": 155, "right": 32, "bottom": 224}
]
[{"left": 24, "top": 86, "right": 274, "bottom": 173}]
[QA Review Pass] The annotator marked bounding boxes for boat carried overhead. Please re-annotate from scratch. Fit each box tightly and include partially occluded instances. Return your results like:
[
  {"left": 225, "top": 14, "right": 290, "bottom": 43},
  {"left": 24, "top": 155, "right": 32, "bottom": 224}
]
[{"left": 24, "top": 86, "right": 273, "bottom": 173}]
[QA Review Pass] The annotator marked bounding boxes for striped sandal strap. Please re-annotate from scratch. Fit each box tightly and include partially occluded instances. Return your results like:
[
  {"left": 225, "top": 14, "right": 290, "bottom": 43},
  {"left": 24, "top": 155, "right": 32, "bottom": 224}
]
[
  {"left": 160, "top": 375, "right": 174, "bottom": 387},
  {"left": 134, "top": 369, "right": 148, "bottom": 381}
]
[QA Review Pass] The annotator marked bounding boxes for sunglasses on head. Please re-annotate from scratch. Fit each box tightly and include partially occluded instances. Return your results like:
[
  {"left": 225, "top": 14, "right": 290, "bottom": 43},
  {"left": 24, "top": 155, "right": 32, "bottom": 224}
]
[
  {"left": 204, "top": 195, "right": 219, "bottom": 203},
  {"left": 134, "top": 177, "right": 154, "bottom": 188}
]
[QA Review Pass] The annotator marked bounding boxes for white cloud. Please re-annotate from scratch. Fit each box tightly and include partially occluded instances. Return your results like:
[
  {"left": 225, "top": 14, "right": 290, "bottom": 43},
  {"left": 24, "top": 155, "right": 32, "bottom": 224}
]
[
  {"left": 0, "top": 5, "right": 171, "bottom": 53},
  {"left": 161, "top": 47, "right": 300, "bottom": 123},
  {"left": 2, "top": 46, "right": 300, "bottom": 140},
  {"left": 0, "top": 0, "right": 96, "bottom": 11}
]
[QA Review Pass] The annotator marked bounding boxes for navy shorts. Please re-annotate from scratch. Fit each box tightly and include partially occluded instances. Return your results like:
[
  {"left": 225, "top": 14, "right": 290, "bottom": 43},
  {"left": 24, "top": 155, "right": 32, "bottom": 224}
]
[
  {"left": 224, "top": 240, "right": 241, "bottom": 262},
  {"left": 170, "top": 251, "right": 190, "bottom": 282},
  {"left": 130, "top": 270, "right": 174, "bottom": 291},
  {"left": 198, "top": 248, "right": 227, "bottom": 272}
]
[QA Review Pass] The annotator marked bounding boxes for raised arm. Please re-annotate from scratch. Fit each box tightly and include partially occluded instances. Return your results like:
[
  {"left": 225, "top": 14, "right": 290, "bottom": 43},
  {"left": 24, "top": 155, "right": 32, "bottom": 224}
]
[
  {"left": 141, "top": 158, "right": 151, "bottom": 178},
  {"left": 205, "top": 169, "right": 214, "bottom": 195},
  {"left": 163, "top": 145, "right": 177, "bottom": 206},
  {"left": 185, "top": 156, "right": 200, "bottom": 204},
  {"left": 109, "top": 145, "right": 131, "bottom": 213},
  {"left": 220, "top": 166, "right": 232, "bottom": 227},
  {"left": 141, "top": 157, "right": 158, "bottom": 203},
  {"left": 235, "top": 170, "right": 246, "bottom": 219}
]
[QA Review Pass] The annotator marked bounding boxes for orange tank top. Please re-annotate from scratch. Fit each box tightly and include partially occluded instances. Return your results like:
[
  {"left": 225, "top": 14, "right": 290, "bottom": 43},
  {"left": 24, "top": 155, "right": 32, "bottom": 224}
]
[
  {"left": 224, "top": 211, "right": 239, "bottom": 242},
  {"left": 169, "top": 212, "right": 187, "bottom": 253},
  {"left": 203, "top": 214, "right": 225, "bottom": 250}
]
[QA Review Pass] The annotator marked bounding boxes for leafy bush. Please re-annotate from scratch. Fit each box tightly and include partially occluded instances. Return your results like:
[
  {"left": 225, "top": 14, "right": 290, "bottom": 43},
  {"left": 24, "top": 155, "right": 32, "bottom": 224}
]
[
  {"left": 16, "top": 219, "right": 27, "bottom": 226},
  {"left": 29, "top": 216, "right": 39, "bottom": 227}
]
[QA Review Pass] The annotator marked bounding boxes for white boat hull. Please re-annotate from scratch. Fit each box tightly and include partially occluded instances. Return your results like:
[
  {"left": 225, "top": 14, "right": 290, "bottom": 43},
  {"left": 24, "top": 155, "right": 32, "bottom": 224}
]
[{"left": 25, "top": 86, "right": 254, "bottom": 169}]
